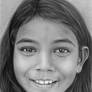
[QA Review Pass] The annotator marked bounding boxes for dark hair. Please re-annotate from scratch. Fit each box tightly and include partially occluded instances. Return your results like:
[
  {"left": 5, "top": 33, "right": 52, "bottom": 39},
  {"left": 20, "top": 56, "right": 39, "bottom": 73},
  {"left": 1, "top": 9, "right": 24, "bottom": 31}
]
[{"left": 0, "top": 0, "right": 92, "bottom": 92}]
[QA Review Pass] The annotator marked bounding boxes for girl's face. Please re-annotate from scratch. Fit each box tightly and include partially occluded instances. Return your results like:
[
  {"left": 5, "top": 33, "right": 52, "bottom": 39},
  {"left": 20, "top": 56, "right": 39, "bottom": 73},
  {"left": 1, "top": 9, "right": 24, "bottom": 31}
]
[{"left": 14, "top": 18, "right": 81, "bottom": 92}]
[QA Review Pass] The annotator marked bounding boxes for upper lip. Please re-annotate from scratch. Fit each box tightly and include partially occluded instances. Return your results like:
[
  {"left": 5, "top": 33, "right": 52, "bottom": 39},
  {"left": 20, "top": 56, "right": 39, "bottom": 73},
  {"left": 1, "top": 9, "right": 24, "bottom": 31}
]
[{"left": 29, "top": 78, "right": 58, "bottom": 82}]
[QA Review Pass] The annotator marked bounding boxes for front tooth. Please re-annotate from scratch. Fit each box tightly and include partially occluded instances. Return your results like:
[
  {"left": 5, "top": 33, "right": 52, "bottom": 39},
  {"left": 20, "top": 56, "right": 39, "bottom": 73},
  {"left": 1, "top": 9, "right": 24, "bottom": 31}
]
[
  {"left": 44, "top": 81, "right": 49, "bottom": 84},
  {"left": 48, "top": 81, "right": 53, "bottom": 84},
  {"left": 39, "top": 80, "right": 44, "bottom": 84},
  {"left": 45, "top": 81, "right": 52, "bottom": 84},
  {"left": 36, "top": 80, "right": 44, "bottom": 84},
  {"left": 36, "top": 80, "right": 53, "bottom": 85}
]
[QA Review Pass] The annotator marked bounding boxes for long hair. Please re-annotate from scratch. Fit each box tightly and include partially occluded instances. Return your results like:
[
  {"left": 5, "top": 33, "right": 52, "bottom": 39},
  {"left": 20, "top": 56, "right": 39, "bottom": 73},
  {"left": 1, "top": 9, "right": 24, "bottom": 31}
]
[{"left": 0, "top": 0, "right": 92, "bottom": 92}]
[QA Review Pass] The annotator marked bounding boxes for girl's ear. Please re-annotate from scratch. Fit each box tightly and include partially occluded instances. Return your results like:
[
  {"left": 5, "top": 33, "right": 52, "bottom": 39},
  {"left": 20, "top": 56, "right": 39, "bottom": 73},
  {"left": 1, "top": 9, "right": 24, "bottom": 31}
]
[
  {"left": 77, "top": 46, "right": 89, "bottom": 73},
  {"left": 81, "top": 46, "right": 89, "bottom": 64}
]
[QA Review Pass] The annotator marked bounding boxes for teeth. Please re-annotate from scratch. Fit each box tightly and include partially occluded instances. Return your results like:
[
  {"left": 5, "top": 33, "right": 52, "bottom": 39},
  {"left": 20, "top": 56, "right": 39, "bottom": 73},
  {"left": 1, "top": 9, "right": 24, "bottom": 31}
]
[{"left": 35, "top": 80, "right": 54, "bottom": 85}]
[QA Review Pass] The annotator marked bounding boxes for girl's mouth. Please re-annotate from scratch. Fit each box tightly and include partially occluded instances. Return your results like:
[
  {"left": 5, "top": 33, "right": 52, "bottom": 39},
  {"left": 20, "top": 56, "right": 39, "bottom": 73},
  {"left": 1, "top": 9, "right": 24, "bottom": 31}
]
[{"left": 29, "top": 79, "right": 59, "bottom": 88}]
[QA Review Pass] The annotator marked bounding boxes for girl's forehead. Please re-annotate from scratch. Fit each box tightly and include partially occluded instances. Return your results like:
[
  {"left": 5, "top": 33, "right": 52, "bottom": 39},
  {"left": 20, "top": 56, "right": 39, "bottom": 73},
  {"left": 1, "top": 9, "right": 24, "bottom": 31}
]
[{"left": 16, "top": 18, "right": 78, "bottom": 46}]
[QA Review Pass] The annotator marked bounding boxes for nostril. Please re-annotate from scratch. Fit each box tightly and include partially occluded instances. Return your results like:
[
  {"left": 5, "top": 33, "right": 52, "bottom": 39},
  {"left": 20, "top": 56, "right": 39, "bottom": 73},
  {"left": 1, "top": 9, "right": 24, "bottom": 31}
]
[
  {"left": 47, "top": 69, "right": 53, "bottom": 72},
  {"left": 36, "top": 68, "right": 41, "bottom": 71},
  {"left": 36, "top": 68, "right": 55, "bottom": 72}
]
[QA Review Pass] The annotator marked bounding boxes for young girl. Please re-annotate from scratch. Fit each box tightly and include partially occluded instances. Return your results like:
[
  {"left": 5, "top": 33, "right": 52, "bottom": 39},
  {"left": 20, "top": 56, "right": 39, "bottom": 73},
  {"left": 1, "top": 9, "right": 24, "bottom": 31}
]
[{"left": 0, "top": 0, "right": 92, "bottom": 92}]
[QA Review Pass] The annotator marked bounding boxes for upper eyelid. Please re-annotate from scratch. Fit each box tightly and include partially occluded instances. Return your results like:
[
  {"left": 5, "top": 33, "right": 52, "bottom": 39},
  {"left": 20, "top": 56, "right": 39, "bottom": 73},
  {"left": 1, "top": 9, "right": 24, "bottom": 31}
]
[
  {"left": 18, "top": 46, "right": 72, "bottom": 51},
  {"left": 18, "top": 46, "right": 38, "bottom": 56},
  {"left": 52, "top": 48, "right": 72, "bottom": 57},
  {"left": 53, "top": 47, "right": 71, "bottom": 51},
  {"left": 52, "top": 47, "right": 72, "bottom": 53},
  {"left": 19, "top": 46, "right": 35, "bottom": 48},
  {"left": 18, "top": 46, "right": 37, "bottom": 51}
]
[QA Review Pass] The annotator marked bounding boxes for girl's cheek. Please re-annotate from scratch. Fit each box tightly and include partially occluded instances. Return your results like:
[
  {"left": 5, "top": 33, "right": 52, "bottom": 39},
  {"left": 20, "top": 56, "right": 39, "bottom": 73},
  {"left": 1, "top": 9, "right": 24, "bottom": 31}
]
[
  {"left": 13, "top": 52, "right": 36, "bottom": 73},
  {"left": 56, "top": 59, "right": 78, "bottom": 74}
]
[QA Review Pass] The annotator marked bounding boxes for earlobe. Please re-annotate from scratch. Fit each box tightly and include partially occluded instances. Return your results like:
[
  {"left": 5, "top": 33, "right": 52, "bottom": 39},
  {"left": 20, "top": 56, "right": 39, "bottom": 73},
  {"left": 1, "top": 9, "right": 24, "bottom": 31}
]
[{"left": 77, "top": 46, "right": 89, "bottom": 73}]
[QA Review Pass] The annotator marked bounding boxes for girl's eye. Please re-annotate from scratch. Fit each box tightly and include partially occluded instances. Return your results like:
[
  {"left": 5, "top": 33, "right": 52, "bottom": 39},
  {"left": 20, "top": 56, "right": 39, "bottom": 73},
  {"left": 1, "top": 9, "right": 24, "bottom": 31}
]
[
  {"left": 53, "top": 47, "right": 71, "bottom": 57},
  {"left": 19, "top": 46, "right": 37, "bottom": 56}
]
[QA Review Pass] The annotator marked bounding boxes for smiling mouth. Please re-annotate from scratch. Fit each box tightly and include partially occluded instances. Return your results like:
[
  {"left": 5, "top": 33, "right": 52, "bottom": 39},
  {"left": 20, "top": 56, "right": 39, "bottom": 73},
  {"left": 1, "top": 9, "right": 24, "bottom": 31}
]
[{"left": 29, "top": 79, "right": 59, "bottom": 88}]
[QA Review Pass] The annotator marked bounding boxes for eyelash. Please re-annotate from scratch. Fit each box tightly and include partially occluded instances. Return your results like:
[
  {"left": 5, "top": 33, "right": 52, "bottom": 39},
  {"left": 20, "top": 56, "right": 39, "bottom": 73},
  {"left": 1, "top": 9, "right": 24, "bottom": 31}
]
[
  {"left": 19, "top": 46, "right": 37, "bottom": 56},
  {"left": 19, "top": 47, "right": 71, "bottom": 57},
  {"left": 53, "top": 47, "right": 71, "bottom": 57}
]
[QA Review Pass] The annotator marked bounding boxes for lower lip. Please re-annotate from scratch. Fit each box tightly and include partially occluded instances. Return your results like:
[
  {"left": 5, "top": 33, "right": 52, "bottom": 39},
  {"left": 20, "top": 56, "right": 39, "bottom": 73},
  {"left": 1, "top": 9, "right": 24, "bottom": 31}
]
[{"left": 29, "top": 79, "right": 58, "bottom": 89}]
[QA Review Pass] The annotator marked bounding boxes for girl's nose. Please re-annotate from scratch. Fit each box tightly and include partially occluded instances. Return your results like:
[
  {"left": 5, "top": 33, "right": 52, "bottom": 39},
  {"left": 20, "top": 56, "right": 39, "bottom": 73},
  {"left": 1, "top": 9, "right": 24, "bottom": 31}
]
[{"left": 35, "top": 51, "right": 55, "bottom": 72}]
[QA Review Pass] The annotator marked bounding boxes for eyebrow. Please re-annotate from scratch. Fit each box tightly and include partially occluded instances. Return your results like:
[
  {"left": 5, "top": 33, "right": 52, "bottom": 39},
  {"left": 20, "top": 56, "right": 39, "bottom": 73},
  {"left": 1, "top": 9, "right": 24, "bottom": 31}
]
[
  {"left": 53, "top": 39, "right": 75, "bottom": 46},
  {"left": 16, "top": 38, "right": 75, "bottom": 46},
  {"left": 16, "top": 38, "right": 38, "bottom": 44}
]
